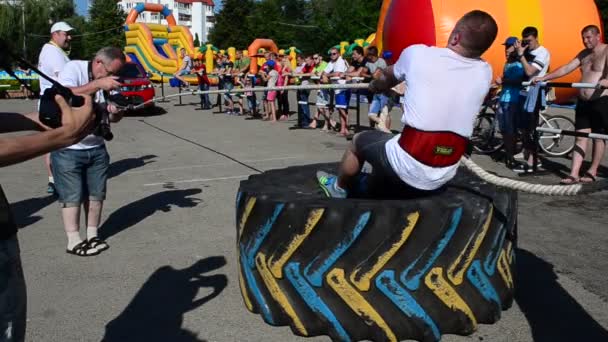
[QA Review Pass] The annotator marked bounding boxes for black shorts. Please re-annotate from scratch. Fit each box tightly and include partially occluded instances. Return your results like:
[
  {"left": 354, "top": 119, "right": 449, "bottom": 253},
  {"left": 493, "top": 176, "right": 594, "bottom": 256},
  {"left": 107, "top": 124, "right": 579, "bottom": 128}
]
[
  {"left": 575, "top": 96, "right": 608, "bottom": 133},
  {"left": 354, "top": 130, "right": 441, "bottom": 199}
]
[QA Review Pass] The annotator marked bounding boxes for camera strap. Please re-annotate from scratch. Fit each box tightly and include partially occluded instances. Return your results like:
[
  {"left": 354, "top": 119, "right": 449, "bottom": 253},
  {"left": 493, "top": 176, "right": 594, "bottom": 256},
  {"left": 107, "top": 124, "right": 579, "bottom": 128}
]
[{"left": 87, "top": 61, "right": 110, "bottom": 103}]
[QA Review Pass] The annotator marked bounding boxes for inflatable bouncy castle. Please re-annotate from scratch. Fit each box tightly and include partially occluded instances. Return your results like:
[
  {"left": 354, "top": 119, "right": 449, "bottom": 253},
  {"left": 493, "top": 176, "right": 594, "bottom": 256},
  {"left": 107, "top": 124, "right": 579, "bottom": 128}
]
[
  {"left": 123, "top": 3, "right": 204, "bottom": 84},
  {"left": 376, "top": 0, "right": 604, "bottom": 102}
]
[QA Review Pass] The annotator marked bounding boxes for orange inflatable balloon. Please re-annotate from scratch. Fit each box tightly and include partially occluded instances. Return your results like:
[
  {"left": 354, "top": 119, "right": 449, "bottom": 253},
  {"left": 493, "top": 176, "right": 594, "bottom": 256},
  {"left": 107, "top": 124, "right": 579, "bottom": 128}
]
[{"left": 377, "top": 0, "right": 604, "bottom": 103}]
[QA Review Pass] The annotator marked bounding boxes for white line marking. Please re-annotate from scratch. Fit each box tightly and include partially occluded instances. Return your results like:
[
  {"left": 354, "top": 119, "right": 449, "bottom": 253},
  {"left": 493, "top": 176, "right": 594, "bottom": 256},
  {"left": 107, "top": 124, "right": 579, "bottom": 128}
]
[
  {"left": 143, "top": 175, "right": 251, "bottom": 187},
  {"left": 125, "top": 156, "right": 301, "bottom": 175}
]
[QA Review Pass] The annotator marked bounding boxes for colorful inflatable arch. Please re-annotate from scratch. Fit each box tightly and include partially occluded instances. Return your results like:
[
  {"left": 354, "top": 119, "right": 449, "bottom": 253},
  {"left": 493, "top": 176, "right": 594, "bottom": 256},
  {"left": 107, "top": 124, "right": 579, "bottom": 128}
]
[
  {"left": 123, "top": 3, "right": 205, "bottom": 84},
  {"left": 376, "top": 0, "right": 604, "bottom": 103},
  {"left": 248, "top": 39, "right": 279, "bottom": 74}
]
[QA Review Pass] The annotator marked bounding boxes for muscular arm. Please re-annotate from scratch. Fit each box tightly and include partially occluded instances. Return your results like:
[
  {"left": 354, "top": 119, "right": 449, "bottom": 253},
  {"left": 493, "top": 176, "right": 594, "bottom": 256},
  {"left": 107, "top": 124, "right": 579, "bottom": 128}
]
[
  {"left": 0, "top": 126, "right": 78, "bottom": 167},
  {"left": 519, "top": 56, "right": 542, "bottom": 77},
  {"left": 539, "top": 56, "right": 582, "bottom": 82}
]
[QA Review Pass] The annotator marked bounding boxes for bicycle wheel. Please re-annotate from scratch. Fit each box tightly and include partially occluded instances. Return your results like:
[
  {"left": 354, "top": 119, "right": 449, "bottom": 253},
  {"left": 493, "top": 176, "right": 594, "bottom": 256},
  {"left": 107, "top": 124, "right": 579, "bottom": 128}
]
[
  {"left": 472, "top": 114, "right": 504, "bottom": 154},
  {"left": 538, "top": 115, "right": 575, "bottom": 156}
]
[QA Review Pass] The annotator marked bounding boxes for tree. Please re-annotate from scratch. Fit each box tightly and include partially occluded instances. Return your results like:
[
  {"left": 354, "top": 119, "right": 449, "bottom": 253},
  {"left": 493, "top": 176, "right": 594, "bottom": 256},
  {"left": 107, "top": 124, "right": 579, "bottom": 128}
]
[
  {"left": 596, "top": 0, "right": 608, "bottom": 41},
  {"left": 86, "top": 0, "right": 126, "bottom": 57},
  {"left": 208, "top": 0, "right": 254, "bottom": 48},
  {"left": 193, "top": 32, "right": 200, "bottom": 47}
]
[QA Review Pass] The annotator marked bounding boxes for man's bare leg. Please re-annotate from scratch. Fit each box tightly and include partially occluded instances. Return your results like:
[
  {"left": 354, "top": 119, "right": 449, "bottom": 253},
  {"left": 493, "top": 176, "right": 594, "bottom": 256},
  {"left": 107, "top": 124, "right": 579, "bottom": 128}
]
[
  {"left": 337, "top": 140, "right": 363, "bottom": 189},
  {"left": 339, "top": 109, "right": 349, "bottom": 135},
  {"left": 62, "top": 206, "right": 82, "bottom": 250},
  {"left": 45, "top": 153, "right": 53, "bottom": 192},
  {"left": 563, "top": 130, "right": 591, "bottom": 183},
  {"left": 581, "top": 138, "right": 605, "bottom": 182}
]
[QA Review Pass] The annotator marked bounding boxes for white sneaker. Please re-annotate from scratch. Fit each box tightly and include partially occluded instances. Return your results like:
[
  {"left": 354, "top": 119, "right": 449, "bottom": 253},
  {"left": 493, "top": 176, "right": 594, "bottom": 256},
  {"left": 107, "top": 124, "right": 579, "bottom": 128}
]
[
  {"left": 376, "top": 107, "right": 391, "bottom": 133},
  {"left": 514, "top": 152, "right": 525, "bottom": 160}
]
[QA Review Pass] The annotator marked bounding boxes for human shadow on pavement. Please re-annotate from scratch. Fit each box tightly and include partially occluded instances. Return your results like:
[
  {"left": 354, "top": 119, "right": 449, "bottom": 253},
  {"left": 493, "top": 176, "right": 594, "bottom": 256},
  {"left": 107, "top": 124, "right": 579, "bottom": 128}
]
[
  {"left": 11, "top": 195, "right": 56, "bottom": 229},
  {"left": 108, "top": 154, "right": 157, "bottom": 179},
  {"left": 99, "top": 188, "right": 202, "bottom": 240},
  {"left": 515, "top": 249, "right": 608, "bottom": 341},
  {"left": 102, "top": 256, "right": 228, "bottom": 342}
]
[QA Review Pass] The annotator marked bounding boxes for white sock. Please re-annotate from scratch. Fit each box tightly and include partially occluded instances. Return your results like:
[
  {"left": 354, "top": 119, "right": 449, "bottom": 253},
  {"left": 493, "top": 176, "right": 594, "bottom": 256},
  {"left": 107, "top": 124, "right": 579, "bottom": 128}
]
[
  {"left": 49, "top": 176, "right": 54, "bottom": 183},
  {"left": 333, "top": 180, "right": 346, "bottom": 193},
  {"left": 87, "top": 226, "right": 98, "bottom": 240},
  {"left": 67, "top": 231, "right": 82, "bottom": 250}
]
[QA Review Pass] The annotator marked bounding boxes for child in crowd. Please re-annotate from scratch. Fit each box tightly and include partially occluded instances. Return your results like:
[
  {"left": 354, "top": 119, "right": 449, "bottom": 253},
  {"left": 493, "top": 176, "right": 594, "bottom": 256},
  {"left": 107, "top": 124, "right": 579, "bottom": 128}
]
[
  {"left": 244, "top": 76, "right": 257, "bottom": 116},
  {"left": 495, "top": 37, "right": 526, "bottom": 168},
  {"left": 193, "top": 59, "right": 211, "bottom": 110},
  {"left": 261, "top": 61, "right": 279, "bottom": 122}
]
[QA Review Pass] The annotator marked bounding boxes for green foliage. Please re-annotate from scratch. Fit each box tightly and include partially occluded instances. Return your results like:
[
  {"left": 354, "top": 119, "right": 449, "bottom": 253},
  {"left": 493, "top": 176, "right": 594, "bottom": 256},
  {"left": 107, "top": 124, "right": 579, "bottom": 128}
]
[
  {"left": 194, "top": 33, "right": 201, "bottom": 47},
  {"left": 86, "top": 0, "right": 126, "bottom": 57},
  {"left": 209, "top": 0, "right": 382, "bottom": 54},
  {"left": 597, "top": 0, "right": 608, "bottom": 41}
]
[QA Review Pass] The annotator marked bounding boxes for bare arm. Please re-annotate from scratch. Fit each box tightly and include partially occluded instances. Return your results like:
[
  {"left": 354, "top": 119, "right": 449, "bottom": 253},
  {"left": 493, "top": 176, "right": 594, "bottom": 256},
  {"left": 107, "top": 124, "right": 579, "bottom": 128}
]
[
  {"left": 0, "top": 95, "right": 94, "bottom": 167},
  {"left": 369, "top": 65, "right": 399, "bottom": 92},
  {"left": 537, "top": 56, "right": 582, "bottom": 82}
]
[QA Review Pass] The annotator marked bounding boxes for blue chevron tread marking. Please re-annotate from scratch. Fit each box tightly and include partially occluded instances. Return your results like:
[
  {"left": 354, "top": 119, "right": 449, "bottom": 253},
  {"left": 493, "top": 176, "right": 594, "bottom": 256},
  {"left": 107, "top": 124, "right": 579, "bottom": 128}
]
[
  {"left": 304, "top": 211, "right": 371, "bottom": 287},
  {"left": 484, "top": 227, "right": 506, "bottom": 276},
  {"left": 467, "top": 260, "right": 501, "bottom": 307},
  {"left": 285, "top": 262, "right": 351, "bottom": 341},
  {"left": 244, "top": 204, "right": 285, "bottom": 268},
  {"left": 240, "top": 245, "right": 275, "bottom": 324},
  {"left": 401, "top": 207, "right": 463, "bottom": 291},
  {"left": 376, "top": 270, "right": 441, "bottom": 341}
]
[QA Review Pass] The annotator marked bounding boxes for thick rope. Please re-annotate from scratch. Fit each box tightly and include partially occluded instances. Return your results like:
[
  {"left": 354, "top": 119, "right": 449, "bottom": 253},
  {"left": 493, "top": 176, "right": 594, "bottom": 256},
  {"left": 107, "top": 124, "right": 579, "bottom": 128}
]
[
  {"left": 460, "top": 157, "right": 588, "bottom": 196},
  {"left": 132, "top": 82, "right": 370, "bottom": 110},
  {"left": 126, "top": 80, "right": 604, "bottom": 195}
]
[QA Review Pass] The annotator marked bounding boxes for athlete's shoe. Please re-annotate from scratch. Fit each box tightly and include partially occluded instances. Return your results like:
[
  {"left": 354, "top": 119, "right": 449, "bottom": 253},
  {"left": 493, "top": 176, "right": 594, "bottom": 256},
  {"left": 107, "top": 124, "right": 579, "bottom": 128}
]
[{"left": 316, "top": 171, "right": 347, "bottom": 198}]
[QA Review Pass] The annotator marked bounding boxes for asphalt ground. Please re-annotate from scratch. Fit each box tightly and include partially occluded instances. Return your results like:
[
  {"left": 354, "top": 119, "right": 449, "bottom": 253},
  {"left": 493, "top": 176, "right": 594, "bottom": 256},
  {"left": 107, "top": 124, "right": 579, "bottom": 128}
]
[{"left": 1, "top": 89, "right": 607, "bottom": 342}]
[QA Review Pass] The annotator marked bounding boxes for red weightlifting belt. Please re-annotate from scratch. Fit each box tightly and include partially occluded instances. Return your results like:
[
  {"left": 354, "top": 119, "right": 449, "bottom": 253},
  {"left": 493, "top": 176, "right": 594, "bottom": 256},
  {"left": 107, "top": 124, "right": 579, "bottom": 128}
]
[{"left": 398, "top": 126, "right": 468, "bottom": 168}]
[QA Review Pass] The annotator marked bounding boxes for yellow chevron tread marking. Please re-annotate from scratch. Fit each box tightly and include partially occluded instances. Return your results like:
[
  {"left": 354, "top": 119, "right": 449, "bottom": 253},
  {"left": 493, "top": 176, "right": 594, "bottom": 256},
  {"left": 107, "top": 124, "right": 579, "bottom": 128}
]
[
  {"left": 506, "top": 240, "right": 514, "bottom": 264},
  {"left": 327, "top": 268, "right": 398, "bottom": 342},
  {"left": 350, "top": 212, "right": 420, "bottom": 291},
  {"left": 238, "top": 197, "right": 257, "bottom": 237},
  {"left": 238, "top": 254, "right": 254, "bottom": 311},
  {"left": 425, "top": 267, "right": 478, "bottom": 329},
  {"left": 448, "top": 206, "right": 493, "bottom": 285},
  {"left": 268, "top": 208, "right": 325, "bottom": 278},
  {"left": 256, "top": 252, "right": 308, "bottom": 335},
  {"left": 497, "top": 250, "right": 514, "bottom": 289}
]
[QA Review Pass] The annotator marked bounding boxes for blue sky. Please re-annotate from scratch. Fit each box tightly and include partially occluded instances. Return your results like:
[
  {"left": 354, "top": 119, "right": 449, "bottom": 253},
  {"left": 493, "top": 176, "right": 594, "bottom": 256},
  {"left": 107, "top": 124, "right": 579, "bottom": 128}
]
[{"left": 75, "top": 0, "right": 88, "bottom": 16}]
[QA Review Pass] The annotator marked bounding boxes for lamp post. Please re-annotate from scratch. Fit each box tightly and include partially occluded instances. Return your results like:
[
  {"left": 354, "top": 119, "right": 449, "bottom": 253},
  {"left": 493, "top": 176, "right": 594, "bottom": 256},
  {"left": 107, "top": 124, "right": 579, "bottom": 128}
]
[{"left": 21, "top": 0, "right": 26, "bottom": 57}]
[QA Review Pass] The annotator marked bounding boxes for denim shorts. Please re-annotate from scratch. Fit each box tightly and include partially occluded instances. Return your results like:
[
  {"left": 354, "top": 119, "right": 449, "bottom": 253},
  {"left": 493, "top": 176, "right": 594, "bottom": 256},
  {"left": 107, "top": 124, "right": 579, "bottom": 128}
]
[
  {"left": 335, "top": 90, "right": 351, "bottom": 109},
  {"left": 51, "top": 146, "right": 109, "bottom": 208},
  {"left": 368, "top": 93, "right": 390, "bottom": 115},
  {"left": 0, "top": 236, "right": 26, "bottom": 342},
  {"left": 316, "top": 90, "right": 330, "bottom": 107}
]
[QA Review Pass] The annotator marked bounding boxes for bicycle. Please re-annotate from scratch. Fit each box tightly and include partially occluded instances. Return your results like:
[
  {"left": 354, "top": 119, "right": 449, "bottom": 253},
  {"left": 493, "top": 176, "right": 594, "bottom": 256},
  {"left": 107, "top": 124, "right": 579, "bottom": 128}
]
[{"left": 471, "top": 88, "right": 575, "bottom": 157}]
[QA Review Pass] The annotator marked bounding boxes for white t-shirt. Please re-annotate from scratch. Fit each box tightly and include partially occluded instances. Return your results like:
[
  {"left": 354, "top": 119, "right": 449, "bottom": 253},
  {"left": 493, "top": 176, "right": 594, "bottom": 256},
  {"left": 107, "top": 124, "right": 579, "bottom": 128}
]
[
  {"left": 384, "top": 45, "right": 492, "bottom": 190},
  {"left": 58, "top": 60, "right": 105, "bottom": 150},
  {"left": 529, "top": 45, "right": 550, "bottom": 77},
  {"left": 324, "top": 57, "right": 348, "bottom": 93},
  {"left": 38, "top": 42, "right": 70, "bottom": 95},
  {"left": 183, "top": 55, "right": 192, "bottom": 72}
]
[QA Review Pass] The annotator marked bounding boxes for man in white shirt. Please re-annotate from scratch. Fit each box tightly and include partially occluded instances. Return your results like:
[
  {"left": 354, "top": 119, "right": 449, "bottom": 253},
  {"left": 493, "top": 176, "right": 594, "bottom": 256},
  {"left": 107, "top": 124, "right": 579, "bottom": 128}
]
[
  {"left": 511, "top": 26, "right": 551, "bottom": 173},
  {"left": 51, "top": 47, "right": 124, "bottom": 256},
  {"left": 323, "top": 48, "right": 350, "bottom": 136},
  {"left": 317, "top": 10, "right": 497, "bottom": 198},
  {"left": 38, "top": 21, "right": 74, "bottom": 195}
]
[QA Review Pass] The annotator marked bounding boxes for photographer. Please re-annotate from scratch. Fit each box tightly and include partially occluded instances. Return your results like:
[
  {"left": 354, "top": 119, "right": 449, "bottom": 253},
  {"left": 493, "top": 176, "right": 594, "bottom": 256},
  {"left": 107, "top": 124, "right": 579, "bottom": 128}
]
[
  {"left": 0, "top": 94, "right": 95, "bottom": 342},
  {"left": 51, "top": 47, "right": 125, "bottom": 257}
]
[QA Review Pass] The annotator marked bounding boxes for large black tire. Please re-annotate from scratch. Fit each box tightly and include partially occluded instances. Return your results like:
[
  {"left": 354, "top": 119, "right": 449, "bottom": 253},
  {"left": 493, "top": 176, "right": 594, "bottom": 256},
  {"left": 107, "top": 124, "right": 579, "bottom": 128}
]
[{"left": 236, "top": 163, "right": 517, "bottom": 342}]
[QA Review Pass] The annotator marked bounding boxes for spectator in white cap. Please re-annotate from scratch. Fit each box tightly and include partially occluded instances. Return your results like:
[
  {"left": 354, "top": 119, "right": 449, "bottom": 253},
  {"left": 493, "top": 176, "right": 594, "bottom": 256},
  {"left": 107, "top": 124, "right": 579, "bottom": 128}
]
[{"left": 38, "top": 21, "right": 74, "bottom": 195}]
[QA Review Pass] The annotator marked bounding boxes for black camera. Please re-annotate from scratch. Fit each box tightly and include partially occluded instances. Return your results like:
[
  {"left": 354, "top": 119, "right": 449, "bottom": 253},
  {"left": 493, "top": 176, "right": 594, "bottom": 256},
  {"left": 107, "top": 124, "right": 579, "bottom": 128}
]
[
  {"left": 521, "top": 40, "right": 530, "bottom": 47},
  {"left": 39, "top": 86, "right": 85, "bottom": 128}
]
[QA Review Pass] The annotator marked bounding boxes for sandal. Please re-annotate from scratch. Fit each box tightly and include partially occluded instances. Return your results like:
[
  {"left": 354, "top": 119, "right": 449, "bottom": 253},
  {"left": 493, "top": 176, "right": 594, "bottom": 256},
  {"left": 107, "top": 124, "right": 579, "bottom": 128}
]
[
  {"left": 87, "top": 237, "right": 109, "bottom": 252},
  {"left": 559, "top": 175, "right": 579, "bottom": 185},
  {"left": 66, "top": 241, "right": 100, "bottom": 257},
  {"left": 580, "top": 172, "right": 597, "bottom": 183}
]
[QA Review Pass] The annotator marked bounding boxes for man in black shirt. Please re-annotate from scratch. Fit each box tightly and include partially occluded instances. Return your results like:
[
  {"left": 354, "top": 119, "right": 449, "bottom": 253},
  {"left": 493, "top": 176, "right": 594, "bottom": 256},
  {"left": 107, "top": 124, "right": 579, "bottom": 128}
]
[{"left": 0, "top": 94, "right": 94, "bottom": 341}]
